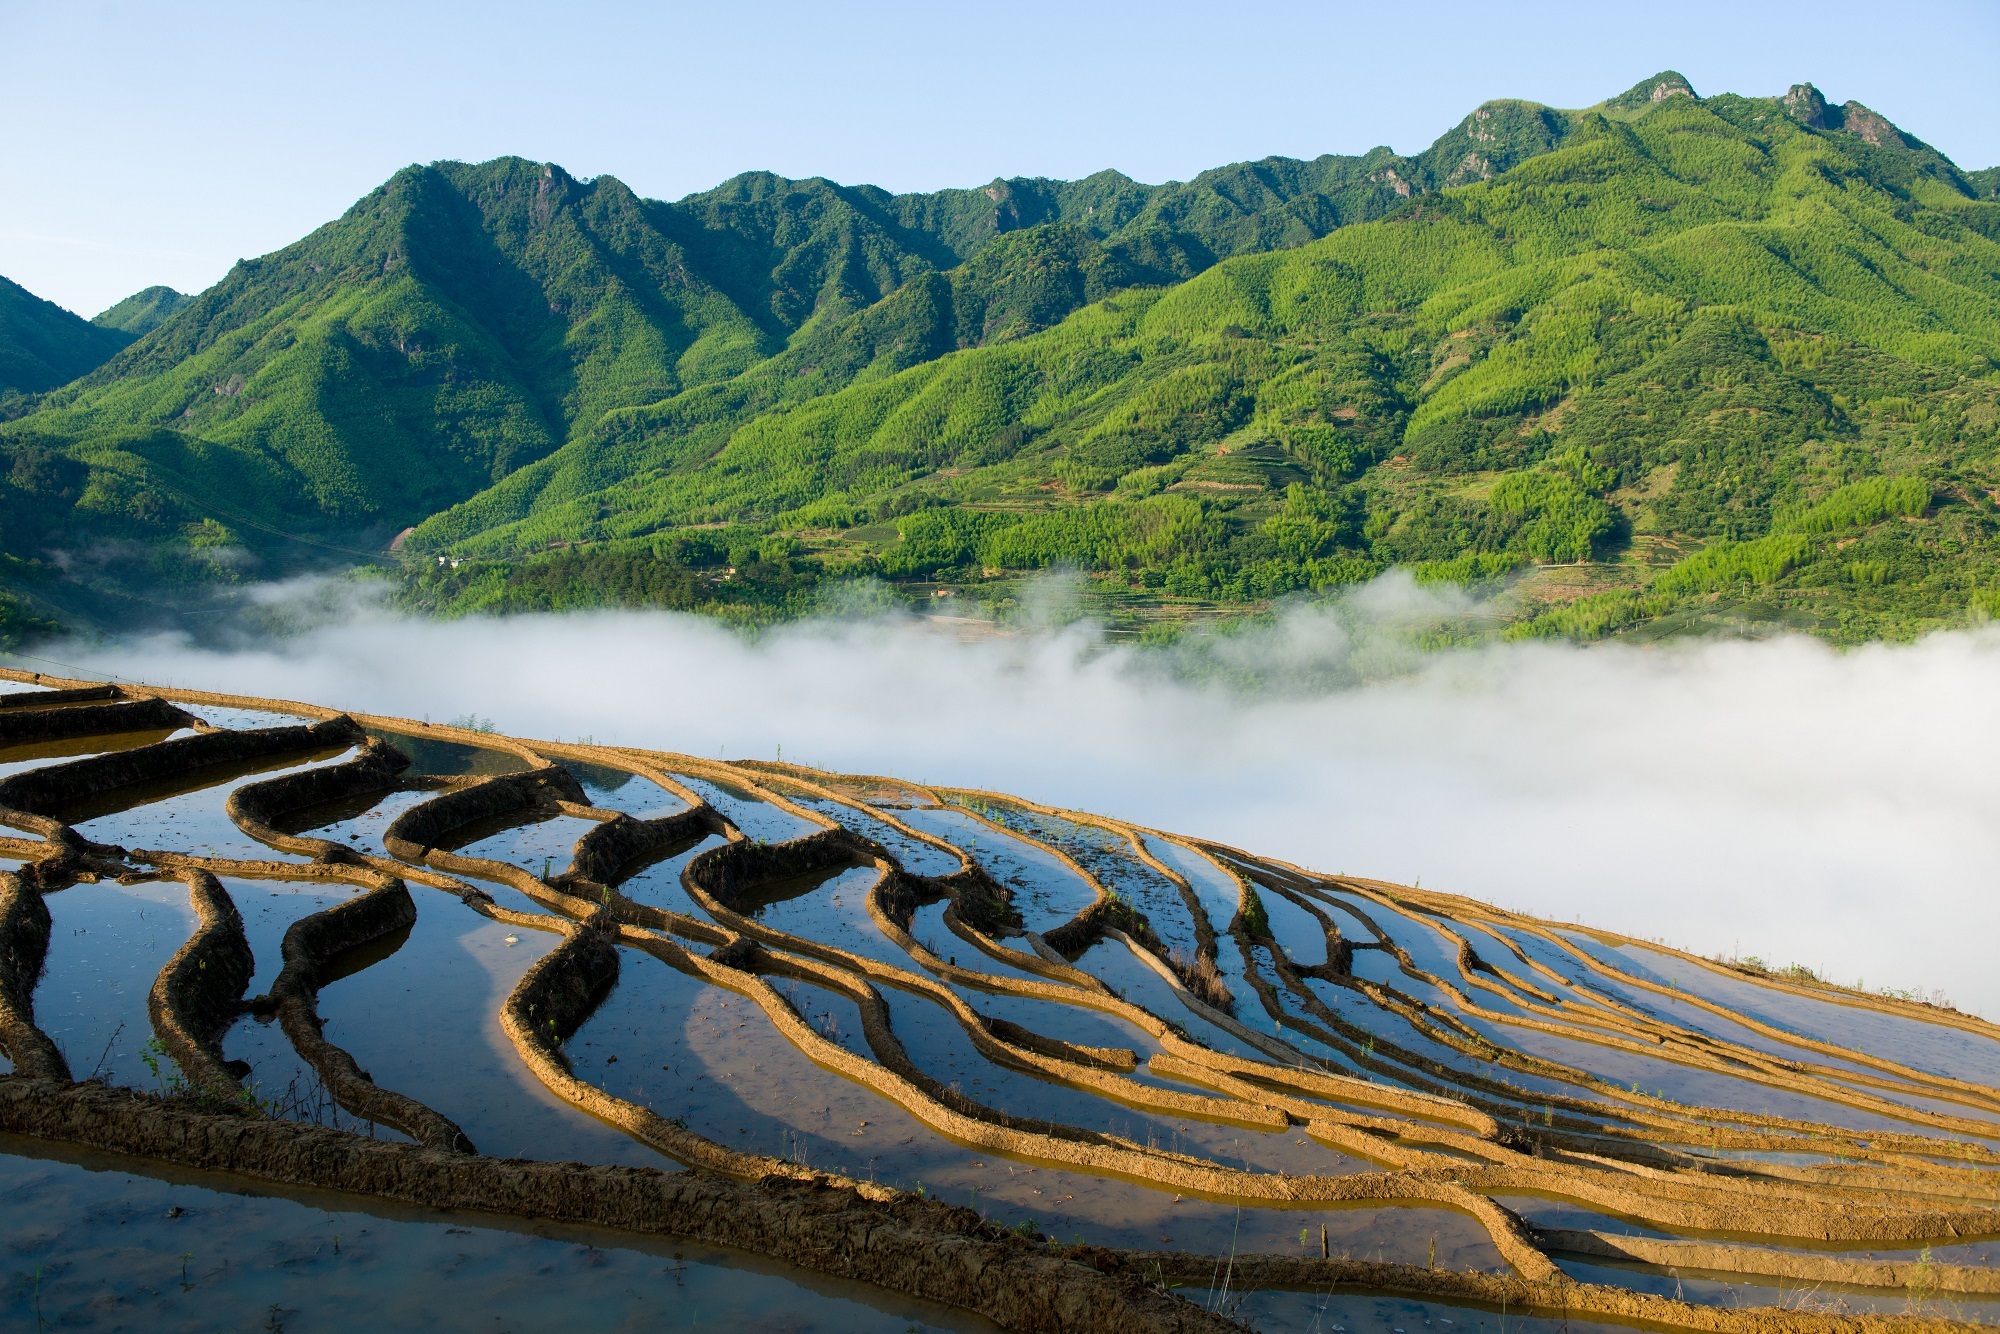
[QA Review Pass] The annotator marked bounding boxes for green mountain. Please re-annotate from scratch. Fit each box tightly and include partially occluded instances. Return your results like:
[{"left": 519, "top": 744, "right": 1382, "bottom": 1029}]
[
  {"left": 0, "top": 275, "right": 132, "bottom": 406},
  {"left": 92, "top": 285, "right": 192, "bottom": 337},
  {"left": 5, "top": 72, "right": 2000, "bottom": 644},
  {"left": 386, "top": 77, "right": 2000, "bottom": 642},
  {"left": 0, "top": 97, "right": 1581, "bottom": 623},
  {"left": 3, "top": 99, "right": 1577, "bottom": 534}
]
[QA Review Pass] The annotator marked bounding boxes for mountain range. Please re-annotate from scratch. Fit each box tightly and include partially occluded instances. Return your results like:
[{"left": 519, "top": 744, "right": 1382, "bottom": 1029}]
[{"left": 2, "top": 70, "right": 1998, "bottom": 645}]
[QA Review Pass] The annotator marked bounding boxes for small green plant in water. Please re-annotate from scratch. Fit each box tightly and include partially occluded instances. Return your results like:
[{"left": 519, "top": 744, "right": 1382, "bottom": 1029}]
[
  {"left": 1908, "top": 1246, "right": 1939, "bottom": 1311},
  {"left": 141, "top": 1038, "right": 184, "bottom": 1097}
]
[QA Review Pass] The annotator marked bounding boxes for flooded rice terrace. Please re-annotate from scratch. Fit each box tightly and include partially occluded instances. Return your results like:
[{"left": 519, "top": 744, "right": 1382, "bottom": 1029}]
[{"left": 1, "top": 671, "right": 1997, "bottom": 1331}]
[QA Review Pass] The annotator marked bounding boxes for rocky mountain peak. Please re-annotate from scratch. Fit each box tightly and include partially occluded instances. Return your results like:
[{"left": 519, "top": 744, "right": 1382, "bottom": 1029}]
[
  {"left": 1608, "top": 71, "right": 1697, "bottom": 111},
  {"left": 1839, "top": 100, "right": 1907, "bottom": 149},
  {"left": 1784, "top": 83, "right": 1832, "bottom": 128}
]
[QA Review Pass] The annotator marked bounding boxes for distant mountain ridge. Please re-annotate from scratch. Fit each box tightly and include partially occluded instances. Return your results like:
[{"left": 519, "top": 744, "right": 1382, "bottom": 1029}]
[
  {"left": 92, "top": 285, "right": 192, "bottom": 338},
  {"left": 0, "top": 276, "right": 131, "bottom": 405},
  {"left": 1, "top": 70, "right": 1998, "bottom": 646},
  {"left": 0, "top": 90, "right": 1597, "bottom": 541}
]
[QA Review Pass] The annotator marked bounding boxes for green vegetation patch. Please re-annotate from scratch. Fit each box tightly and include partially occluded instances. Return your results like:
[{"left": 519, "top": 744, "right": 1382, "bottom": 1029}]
[{"left": 3, "top": 74, "right": 1999, "bottom": 646}]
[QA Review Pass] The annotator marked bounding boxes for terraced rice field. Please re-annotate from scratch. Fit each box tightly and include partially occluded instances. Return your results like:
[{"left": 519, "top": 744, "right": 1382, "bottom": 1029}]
[{"left": 1, "top": 668, "right": 1995, "bottom": 1331}]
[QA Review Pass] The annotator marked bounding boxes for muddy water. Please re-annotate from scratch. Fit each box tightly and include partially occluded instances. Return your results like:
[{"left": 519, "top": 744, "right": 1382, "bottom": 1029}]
[
  {"left": 0, "top": 1140, "right": 991, "bottom": 1331},
  {"left": 0, "top": 728, "right": 186, "bottom": 781}
]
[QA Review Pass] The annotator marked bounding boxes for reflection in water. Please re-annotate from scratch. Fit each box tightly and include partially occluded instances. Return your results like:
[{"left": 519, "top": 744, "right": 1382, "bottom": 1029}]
[
  {"left": 0, "top": 1145, "right": 991, "bottom": 1331},
  {"left": 7, "top": 681, "right": 2000, "bottom": 1332},
  {"left": 317, "top": 889, "right": 660, "bottom": 1166},
  {"left": 39, "top": 880, "right": 196, "bottom": 1088}
]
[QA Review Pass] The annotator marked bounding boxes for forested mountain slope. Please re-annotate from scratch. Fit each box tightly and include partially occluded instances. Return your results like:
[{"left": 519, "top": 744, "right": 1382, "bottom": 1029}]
[
  {"left": 405, "top": 80, "right": 2000, "bottom": 642},
  {"left": 0, "top": 81, "right": 1597, "bottom": 641},
  {"left": 3, "top": 72, "right": 1997, "bottom": 646},
  {"left": 91, "top": 286, "right": 192, "bottom": 338},
  {"left": 0, "top": 92, "right": 1579, "bottom": 541},
  {"left": 0, "top": 276, "right": 131, "bottom": 407}
]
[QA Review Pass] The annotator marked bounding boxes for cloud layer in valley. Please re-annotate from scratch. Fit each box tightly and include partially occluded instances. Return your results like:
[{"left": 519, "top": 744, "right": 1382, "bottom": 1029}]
[{"left": 27, "top": 576, "right": 2000, "bottom": 1019}]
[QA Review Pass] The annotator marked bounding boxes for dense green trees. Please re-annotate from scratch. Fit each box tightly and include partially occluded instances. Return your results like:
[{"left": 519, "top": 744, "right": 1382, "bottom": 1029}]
[
  {"left": 90, "top": 286, "right": 191, "bottom": 338},
  {"left": 3, "top": 71, "right": 1998, "bottom": 643},
  {"left": 0, "top": 276, "right": 132, "bottom": 407}
]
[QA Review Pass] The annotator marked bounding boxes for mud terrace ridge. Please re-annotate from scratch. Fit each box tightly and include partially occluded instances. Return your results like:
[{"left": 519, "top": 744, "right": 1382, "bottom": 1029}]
[{"left": 0, "top": 667, "right": 1994, "bottom": 1332}]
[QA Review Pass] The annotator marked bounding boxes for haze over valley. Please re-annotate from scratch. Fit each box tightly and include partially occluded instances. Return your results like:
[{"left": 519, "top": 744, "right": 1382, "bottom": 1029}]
[{"left": 5, "top": 9, "right": 2000, "bottom": 1330}]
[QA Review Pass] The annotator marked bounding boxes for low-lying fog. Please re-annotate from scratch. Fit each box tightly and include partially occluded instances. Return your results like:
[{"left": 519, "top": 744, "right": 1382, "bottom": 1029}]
[{"left": 28, "top": 575, "right": 2000, "bottom": 1019}]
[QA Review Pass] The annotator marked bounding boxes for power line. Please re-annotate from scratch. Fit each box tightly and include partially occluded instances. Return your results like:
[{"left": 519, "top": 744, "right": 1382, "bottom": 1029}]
[{"left": 0, "top": 651, "right": 133, "bottom": 684}]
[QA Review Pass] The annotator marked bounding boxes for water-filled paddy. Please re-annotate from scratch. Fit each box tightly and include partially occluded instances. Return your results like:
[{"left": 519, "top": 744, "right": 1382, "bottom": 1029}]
[
  {"left": 671, "top": 772, "right": 818, "bottom": 842},
  {"left": 0, "top": 1141, "right": 990, "bottom": 1331},
  {"left": 899, "top": 805, "right": 1100, "bottom": 932},
  {"left": 0, "top": 729, "right": 185, "bottom": 781},
  {"left": 614, "top": 832, "right": 728, "bottom": 916},
  {"left": 310, "top": 891, "right": 658, "bottom": 1165},
  {"left": 572, "top": 760, "right": 690, "bottom": 819},
  {"left": 794, "top": 792, "right": 963, "bottom": 876},
  {"left": 38, "top": 880, "right": 197, "bottom": 1088},
  {"left": 450, "top": 811, "right": 608, "bottom": 881},
  {"left": 4, "top": 675, "right": 1997, "bottom": 1332}
]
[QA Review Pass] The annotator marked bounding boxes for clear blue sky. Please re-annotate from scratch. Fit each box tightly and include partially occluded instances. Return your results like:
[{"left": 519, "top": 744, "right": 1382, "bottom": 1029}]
[{"left": 4, "top": 0, "right": 1996, "bottom": 317}]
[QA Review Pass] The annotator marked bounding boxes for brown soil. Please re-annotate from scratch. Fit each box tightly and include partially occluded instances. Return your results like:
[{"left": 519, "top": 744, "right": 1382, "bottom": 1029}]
[{"left": 0, "top": 665, "right": 1994, "bottom": 1333}]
